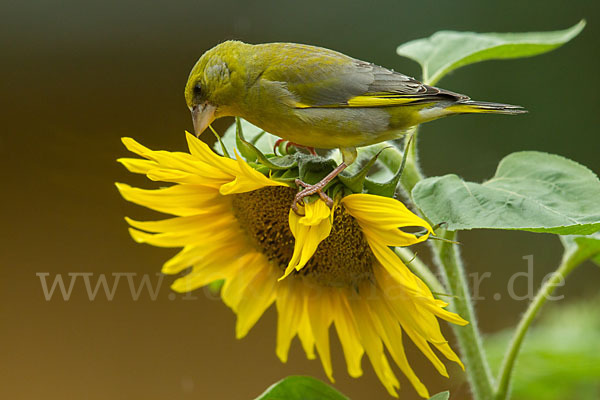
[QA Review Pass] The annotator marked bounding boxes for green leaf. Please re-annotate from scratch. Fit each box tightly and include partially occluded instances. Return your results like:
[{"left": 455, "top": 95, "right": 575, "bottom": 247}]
[
  {"left": 235, "top": 117, "right": 259, "bottom": 162},
  {"left": 560, "top": 232, "right": 600, "bottom": 267},
  {"left": 350, "top": 141, "right": 408, "bottom": 197},
  {"left": 255, "top": 376, "right": 348, "bottom": 400},
  {"left": 298, "top": 155, "right": 337, "bottom": 186},
  {"left": 233, "top": 117, "right": 297, "bottom": 170},
  {"left": 412, "top": 151, "right": 600, "bottom": 234},
  {"left": 397, "top": 20, "right": 585, "bottom": 85},
  {"left": 217, "top": 118, "right": 281, "bottom": 157},
  {"left": 428, "top": 392, "right": 450, "bottom": 400},
  {"left": 338, "top": 147, "right": 385, "bottom": 193},
  {"left": 486, "top": 296, "right": 600, "bottom": 400}
]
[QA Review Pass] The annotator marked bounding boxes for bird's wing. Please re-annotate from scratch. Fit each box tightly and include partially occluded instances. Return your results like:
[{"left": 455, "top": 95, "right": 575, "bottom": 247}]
[{"left": 258, "top": 43, "right": 468, "bottom": 108}]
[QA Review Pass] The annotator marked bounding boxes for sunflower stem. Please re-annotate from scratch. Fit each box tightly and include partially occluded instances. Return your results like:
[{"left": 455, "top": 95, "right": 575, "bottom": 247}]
[
  {"left": 434, "top": 232, "right": 495, "bottom": 400},
  {"left": 389, "top": 130, "right": 496, "bottom": 399},
  {"left": 493, "top": 248, "right": 581, "bottom": 400}
]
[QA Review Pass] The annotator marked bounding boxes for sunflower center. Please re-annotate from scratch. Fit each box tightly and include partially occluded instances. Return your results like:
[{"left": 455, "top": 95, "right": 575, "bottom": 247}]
[{"left": 231, "top": 186, "right": 375, "bottom": 287}]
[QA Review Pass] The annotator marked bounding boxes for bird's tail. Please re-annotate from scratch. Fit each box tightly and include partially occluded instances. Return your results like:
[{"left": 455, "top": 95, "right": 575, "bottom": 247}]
[{"left": 446, "top": 100, "right": 527, "bottom": 115}]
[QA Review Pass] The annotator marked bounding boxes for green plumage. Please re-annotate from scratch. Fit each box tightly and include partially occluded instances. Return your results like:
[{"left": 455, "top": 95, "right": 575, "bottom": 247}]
[{"left": 185, "top": 41, "right": 525, "bottom": 161}]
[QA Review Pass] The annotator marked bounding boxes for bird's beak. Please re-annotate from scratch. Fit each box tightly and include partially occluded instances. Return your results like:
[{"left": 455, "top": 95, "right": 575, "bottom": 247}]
[{"left": 191, "top": 102, "right": 217, "bottom": 137}]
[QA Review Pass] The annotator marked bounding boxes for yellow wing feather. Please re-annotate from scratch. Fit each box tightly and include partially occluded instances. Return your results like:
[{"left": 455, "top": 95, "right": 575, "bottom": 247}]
[{"left": 295, "top": 94, "right": 429, "bottom": 108}]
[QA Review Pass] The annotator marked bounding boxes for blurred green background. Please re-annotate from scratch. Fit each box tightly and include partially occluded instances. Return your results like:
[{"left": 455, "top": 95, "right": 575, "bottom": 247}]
[{"left": 2, "top": 1, "right": 599, "bottom": 399}]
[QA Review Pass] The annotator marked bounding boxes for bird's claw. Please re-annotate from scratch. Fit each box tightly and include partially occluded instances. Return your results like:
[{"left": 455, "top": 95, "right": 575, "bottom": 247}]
[{"left": 292, "top": 179, "right": 334, "bottom": 215}]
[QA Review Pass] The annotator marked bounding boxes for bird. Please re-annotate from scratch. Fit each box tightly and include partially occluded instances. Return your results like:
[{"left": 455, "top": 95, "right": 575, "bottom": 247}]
[{"left": 184, "top": 40, "right": 525, "bottom": 212}]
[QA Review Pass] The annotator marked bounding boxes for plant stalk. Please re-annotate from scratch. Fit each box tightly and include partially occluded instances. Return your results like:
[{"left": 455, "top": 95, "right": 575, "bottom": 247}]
[
  {"left": 493, "top": 250, "right": 581, "bottom": 400},
  {"left": 434, "top": 233, "right": 495, "bottom": 400}
]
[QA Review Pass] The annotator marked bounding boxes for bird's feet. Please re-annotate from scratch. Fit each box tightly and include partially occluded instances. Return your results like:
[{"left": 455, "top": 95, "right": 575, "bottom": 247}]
[
  {"left": 292, "top": 179, "right": 334, "bottom": 215},
  {"left": 291, "top": 162, "right": 348, "bottom": 215},
  {"left": 273, "top": 139, "right": 317, "bottom": 156}
]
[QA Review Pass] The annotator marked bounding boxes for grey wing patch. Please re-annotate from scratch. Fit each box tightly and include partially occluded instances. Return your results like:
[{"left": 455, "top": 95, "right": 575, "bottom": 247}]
[
  {"left": 294, "top": 58, "right": 470, "bottom": 107},
  {"left": 361, "top": 61, "right": 470, "bottom": 100}
]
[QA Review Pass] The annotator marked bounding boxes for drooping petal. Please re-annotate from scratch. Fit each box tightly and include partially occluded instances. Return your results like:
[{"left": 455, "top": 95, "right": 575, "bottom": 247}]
[
  {"left": 342, "top": 193, "right": 433, "bottom": 247},
  {"left": 296, "top": 286, "right": 316, "bottom": 360},
  {"left": 306, "top": 287, "right": 334, "bottom": 381},
  {"left": 170, "top": 246, "right": 245, "bottom": 292},
  {"left": 297, "top": 316, "right": 316, "bottom": 360},
  {"left": 234, "top": 265, "right": 278, "bottom": 339},
  {"left": 366, "top": 239, "right": 421, "bottom": 291},
  {"left": 368, "top": 297, "right": 430, "bottom": 398},
  {"left": 275, "top": 278, "right": 304, "bottom": 363},
  {"left": 331, "top": 291, "right": 364, "bottom": 378},
  {"left": 281, "top": 200, "right": 333, "bottom": 279},
  {"left": 351, "top": 294, "right": 400, "bottom": 397},
  {"left": 220, "top": 253, "right": 267, "bottom": 314},
  {"left": 163, "top": 239, "right": 245, "bottom": 275}
]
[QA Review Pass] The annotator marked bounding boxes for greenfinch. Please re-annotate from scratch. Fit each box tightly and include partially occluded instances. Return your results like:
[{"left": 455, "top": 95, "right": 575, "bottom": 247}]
[{"left": 184, "top": 41, "right": 525, "bottom": 209}]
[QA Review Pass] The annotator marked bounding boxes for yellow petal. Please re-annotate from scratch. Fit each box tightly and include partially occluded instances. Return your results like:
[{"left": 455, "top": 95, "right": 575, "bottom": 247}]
[
  {"left": 121, "top": 137, "right": 153, "bottom": 157},
  {"left": 369, "top": 297, "right": 430, "bottom": 398},
  {"left": 220, "top": 253, "right": 264, "bottom": 312},
  {"left": 219, "top": 150, "right": 286, "bottom": 195},
  {"left": 117, "top": 157, "right": 160, "bottom": 174},
  {"left": 162, "top": 239, "right": 245, "bottom": 275},
  {"left": 351, "top": 296, "right": 400, "bottom": 397},
  {"left": 275, "top": 278, "right": 304, "bottom": 363},
  {"left": 185, "top": 131, "right": 241, "bottom": 176},
  {"left": 342, "top": 194, "right": 432, "bottom": 247},
  {"left": 170, "top": 247, "right": 244, "bottom": 292},
  {"left": 297, "top": 310, "right": 316, "bottom": 360},
  {"left": 342, "top": 194, "right": 432, "bottom": 230},
  {"left": 235, "top": 266, "right": 278, "bottom": 338},
  {"left": 116, "top": 183, "right": 219, "bottom": 216},
  {"left": 307, "top": 288, "right": 334, "bottom": 381},
  {"left": 331, "top": 291, "right": 364, "bottom": 378},
  {"left": 146, "top": 168, "right": 227, "bottom": 187},
  {"left": 367, "top": 240, "right": 421, "bottom": 291},
  {"left": 299, "top": 199, "right": 332, "bottom": 226},
  {"left": 127, "top": 224, "right": 237, "bottom": 248},
  {"left": 125, "top": 212, "right": 234, "bottom": 234},
  {"left": 282, "top": 201, "right": 333, "bottom": 277}
]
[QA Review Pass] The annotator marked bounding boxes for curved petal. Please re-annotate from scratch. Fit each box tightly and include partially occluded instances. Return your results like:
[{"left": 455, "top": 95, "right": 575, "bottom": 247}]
[
  {"left": 342, "top": 193, "right": 433, "bottom": 247},
  {"left": 281, "top": 200, "right": 333, "bottom": 279}
]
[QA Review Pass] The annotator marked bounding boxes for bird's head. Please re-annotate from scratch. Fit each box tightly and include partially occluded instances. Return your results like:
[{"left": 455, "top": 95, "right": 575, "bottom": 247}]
[{"left": 185, "top": 41, "right": 246, "bottom": 137}]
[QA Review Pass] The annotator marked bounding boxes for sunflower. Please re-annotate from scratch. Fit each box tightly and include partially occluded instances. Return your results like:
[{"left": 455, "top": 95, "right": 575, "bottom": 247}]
[{"left": 116, "top": 131, "right": 467, "bottom": 398}]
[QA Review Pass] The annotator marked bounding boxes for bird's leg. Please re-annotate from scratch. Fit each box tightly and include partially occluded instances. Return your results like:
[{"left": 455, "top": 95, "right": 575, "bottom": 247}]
[
  {"left": 293, "top": 144, "right": 317, "bottom": 156},
  {"left": 273, "top": 140, "right": 317, "bottom": 156},
  {"left": 273, "top": 139, "right": 286, "bottom": 155},
  {"left": 292, "top": 162, "right": 348, "bottom": 215}
]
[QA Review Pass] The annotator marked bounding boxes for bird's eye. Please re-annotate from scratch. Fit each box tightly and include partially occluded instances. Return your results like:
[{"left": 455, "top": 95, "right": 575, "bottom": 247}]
[{"left": 193, "top": 84, "right": 202, "bottom": 96}]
